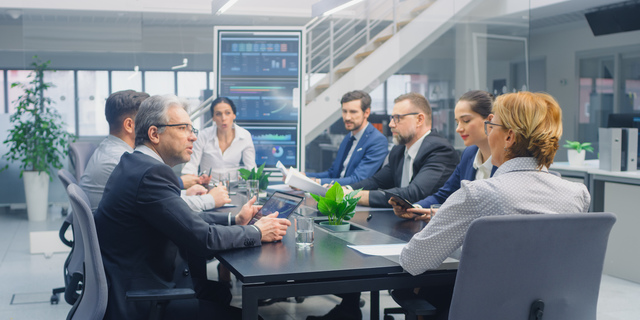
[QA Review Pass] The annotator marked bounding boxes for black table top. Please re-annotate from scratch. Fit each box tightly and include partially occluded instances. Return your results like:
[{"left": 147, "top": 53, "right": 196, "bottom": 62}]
[{"left": 211, "top": 188, "right": 432, "bottom": 284}]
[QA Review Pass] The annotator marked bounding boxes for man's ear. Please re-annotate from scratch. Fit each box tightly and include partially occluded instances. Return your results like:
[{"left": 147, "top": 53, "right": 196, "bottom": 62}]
[
  {"left": 148, "top": 126, "right": 160, "bottom": 144},
  {"left": 363, "top": 108, "right": 371, "bottom": 119},
  {"left": 123, "top": 117, "right": 135, "bottom": 134}
]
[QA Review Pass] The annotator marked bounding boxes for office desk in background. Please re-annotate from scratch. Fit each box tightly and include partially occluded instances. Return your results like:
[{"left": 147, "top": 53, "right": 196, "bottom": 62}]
[{"left": 208, "top": 193, "right": 457, "bottom": 320}]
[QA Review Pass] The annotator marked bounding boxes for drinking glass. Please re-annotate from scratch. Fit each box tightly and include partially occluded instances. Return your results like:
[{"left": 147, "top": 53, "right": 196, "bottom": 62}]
[
  {"left": 295, "top": 215, "right": 314, "bottom": 247},
  {"left": 247, "top": 179, "right": 260, "bottom": 202},
  {"left": 219, "top": 172, "right": 230, "bottom": 190}
]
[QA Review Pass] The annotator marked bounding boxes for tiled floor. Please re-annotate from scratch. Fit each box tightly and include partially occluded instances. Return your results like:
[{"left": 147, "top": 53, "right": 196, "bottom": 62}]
[{"left": 1, "top": 206, "right": 640, "bottom": 320}]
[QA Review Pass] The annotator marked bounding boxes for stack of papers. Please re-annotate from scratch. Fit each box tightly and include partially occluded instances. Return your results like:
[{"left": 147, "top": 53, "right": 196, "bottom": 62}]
[
  {"left": 347, "top": 243, "right": 406, "bottom": 256},
  {"left": 283, "top": 166, "right": 328, "bottom": 197}
]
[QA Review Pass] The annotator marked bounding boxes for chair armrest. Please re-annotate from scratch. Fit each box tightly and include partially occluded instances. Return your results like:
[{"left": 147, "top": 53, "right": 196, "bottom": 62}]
[
  {"left": 59, "top": 221, "right": 73, "bottom": 247},
  {"left": 125, "top": 288, "right": 195, "bottom": 301},
  {"left": 390, "top": 289, "right": 437, "bottom": 316}
]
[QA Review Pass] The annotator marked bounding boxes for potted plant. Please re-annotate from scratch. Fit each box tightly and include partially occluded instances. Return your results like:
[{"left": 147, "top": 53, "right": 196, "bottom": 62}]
[
  {"left": 311, "top": 183, "right": 361, "bottom": 232},
  {"left": 563, "top": 140, "right": 594, "bottom": 167},
  {"left": 239, "top": 163, "right": 271, "bottom": 191},
  {"left": 1, "top": 57, "right": 75, "bottom": 221}
]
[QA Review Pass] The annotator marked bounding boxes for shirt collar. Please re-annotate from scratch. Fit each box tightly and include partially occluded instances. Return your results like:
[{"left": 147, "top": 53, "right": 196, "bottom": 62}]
[
  {"left": 493, "top": 157, "right": 548, "bottom": 177},
  {"left": 212, "top": 123, "right": 245, "bottom": 141},
  {"left": 134, "top": 145, "right": 165, "bottom": 164},
  {"left": 107, "top": 134, "right": 134, "bottom": 152},
  {"left": 472, "top": 149, "right": 493, "bottom": 171},
  {"left": 350, "top": 122, "right": 368, "bottom": 141},
  {"left": 406, "top": 130, "right": 431, "bottom": 159}
]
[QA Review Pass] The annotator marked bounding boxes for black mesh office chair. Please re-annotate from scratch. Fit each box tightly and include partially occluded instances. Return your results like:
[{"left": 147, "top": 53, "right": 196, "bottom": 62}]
[
  {"left": 66, "top": 184, "right": 195, "bottom": 320},
  {"left": 384, "top": 212, "right": 616, "bottom": 320}
]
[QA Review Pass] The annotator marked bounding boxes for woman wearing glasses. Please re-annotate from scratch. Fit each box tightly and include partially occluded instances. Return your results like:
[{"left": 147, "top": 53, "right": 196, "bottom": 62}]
[
  {"left": 181, "top": 97, "right": 256, "bottom": 188},
  {"left": 399, "top": 92, "right": 590, "bottom": 319},
  {"left": 390, "top": 90, "right": 495, "bottom": 220}
]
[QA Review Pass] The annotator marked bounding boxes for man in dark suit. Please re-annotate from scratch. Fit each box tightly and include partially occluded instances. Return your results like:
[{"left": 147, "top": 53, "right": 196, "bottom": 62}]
[
  {"left": 307, "top": 93, "right": 459, "bottom": 320},
  {"left": 94, "top": 94, "right": 291, "bottom": 320},
  {"left": 348, "top": 92, "right": 459, "bottom": 208},
  {"left": 307, "top": 90, "right": 388, "bottom": 185}
]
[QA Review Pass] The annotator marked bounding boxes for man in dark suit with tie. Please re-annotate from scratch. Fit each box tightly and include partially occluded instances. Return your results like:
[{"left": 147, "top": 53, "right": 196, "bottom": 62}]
[
  {"left": 308, "top": 92, "right": 459, "bottom": 320},
  {"left": 347, "top": 92, "right": 459, "bottom": 208},
  {"left": 94, "top": 94, "right": 291, "bottom": 320},
  {"left": 307, "top": 90, "right": 388, "bottom": 185}
]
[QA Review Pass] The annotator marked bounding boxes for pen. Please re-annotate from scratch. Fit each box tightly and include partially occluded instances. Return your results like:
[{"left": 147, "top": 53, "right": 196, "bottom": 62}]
[{"left": 367, "top": 213, "right": 373, "bottom": 221}]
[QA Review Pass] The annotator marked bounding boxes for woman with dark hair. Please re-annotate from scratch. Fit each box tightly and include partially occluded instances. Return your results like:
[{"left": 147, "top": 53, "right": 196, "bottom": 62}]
[
  {"left": 391, "top": 90, "right": 495, "bottom": 220},
  {"left": 181, "top": 97, "right": 256, "bottom": 188},
  {"left": 398, "top": 91, "right": 590, "bottom": 319}
]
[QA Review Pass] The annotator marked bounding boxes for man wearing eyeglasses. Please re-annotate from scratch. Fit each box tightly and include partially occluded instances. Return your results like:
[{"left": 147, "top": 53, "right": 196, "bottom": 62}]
[
  {"left": 80, "top": 90, "right": 228, "bottom": 213},
  {"left": 94, "top": 94, "right": 291, "bottom": 320},
  {"left": 345, "top": 92, "right": 459, "bottom": 209},
  {"left": 306, "top": 90, "right": 389, "bottom": 185}
]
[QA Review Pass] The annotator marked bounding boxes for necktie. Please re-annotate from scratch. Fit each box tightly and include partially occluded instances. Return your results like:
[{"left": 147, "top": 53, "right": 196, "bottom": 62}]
[
  {"left": 400, "top": 153, "right": 412, "bottom": 187},
  {"left": 338, "top": 136, "right": 356, "bottom": 177}
]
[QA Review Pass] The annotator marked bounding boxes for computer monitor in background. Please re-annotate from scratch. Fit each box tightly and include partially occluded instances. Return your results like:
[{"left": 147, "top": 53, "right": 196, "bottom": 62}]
[{"left": 243, "top": 125, "right": 298, "bottom": 168}]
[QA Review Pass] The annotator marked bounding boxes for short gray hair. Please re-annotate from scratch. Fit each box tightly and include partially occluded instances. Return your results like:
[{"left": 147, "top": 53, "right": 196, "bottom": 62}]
[{"left": 135, "top": 94, "right": 190, "bottom": 147}]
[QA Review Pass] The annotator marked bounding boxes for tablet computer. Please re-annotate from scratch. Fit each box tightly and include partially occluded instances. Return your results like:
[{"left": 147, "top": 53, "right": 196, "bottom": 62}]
[
  {"left": 248, "top": 191, "right": 305, "bottom": 225},
  {"left": 383, "top": 190, "right": 414, "bottom": 209}
]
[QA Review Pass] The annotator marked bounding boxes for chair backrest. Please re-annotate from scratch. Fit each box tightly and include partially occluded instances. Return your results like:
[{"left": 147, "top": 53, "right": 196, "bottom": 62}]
[
  {"left": 58, "top": 168, "right": 78, "bottom": 189},
  {"left": 66, "top": 184, "right": 108, "bottom": 320},
  {"left": 448, "top": 212, "right": 616, "bottom": 320},
  {"left": 69, "top": 142, "right": 98, "bottom": 182},
  {"left": 57, "top": 169, "right": 84, "bottom": 305}
]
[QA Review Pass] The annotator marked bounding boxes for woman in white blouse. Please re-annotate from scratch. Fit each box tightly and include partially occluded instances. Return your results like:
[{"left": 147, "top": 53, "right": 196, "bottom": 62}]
[{"left": 181, "top": 97, "right": 256, "bottom": 189}]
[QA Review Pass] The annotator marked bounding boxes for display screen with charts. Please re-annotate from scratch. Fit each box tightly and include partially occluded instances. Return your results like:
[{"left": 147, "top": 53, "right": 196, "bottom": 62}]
[{"left": 215, "top": 28, "right": 303, "bottom": 172}]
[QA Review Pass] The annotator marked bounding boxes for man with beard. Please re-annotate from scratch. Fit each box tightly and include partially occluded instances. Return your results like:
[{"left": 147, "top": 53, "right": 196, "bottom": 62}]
[
  {"left": 307, "top": 92, "right": 459, "bottom": 320},
  {"left": 306, "top": 90, "right": 388, "bottom": 185},
  {"left": 347, "top": 92, "right": 459, "bottom": 208}
]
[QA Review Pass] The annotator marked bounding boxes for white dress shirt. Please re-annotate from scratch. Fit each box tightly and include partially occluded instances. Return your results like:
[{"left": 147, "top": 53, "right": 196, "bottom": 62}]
[
  {"left": 399, "top": 157, "right": 591, "bottom": 275},
  {"left": 400, "top": 130, "right": 431, "bottom": 187},
  {"left": 472, "top": 150, "right": 493, "bottom": 181},
  {"left": 340, "top": 125, "right": 367, "bottom": 178},
  {"left": 182, "top": 124, "right": 256, "bottom": 176}
]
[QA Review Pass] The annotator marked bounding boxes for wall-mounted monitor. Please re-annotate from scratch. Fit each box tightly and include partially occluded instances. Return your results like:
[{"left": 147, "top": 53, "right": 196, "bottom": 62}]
[{"left": 214, "top": 27, "right": 304, "bottom": 171}]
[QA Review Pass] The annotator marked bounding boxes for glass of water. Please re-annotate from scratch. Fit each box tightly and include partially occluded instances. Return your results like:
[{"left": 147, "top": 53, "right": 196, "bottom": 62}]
[
  {"left": 219, "top": 172, "right": 230, "bottom": 190},
  {"left": 295, "top": 215, "right": 314, "bottom": 247},
  {"left": 247, "top": 179, "right": 260, "bottom": 202}
]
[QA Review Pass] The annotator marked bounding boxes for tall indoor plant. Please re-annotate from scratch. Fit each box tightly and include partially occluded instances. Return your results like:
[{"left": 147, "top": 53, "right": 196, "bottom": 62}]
[
  {"left": 311, "top": 183, "right": 361, "bottom": 231},
  {"left": 1, "top": 57, "right": 75, "bottom": 221}
]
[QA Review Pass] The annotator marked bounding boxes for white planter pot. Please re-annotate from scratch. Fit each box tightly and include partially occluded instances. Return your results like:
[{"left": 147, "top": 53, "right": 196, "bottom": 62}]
[
  {"left": 567, "top": 149, "right": 586, "bottom": 167},
  {"left": 23, "top": 171, "right": 49, "bottom": 221}
]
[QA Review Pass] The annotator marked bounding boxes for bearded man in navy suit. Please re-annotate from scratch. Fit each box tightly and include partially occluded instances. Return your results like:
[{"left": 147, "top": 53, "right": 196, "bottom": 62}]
[{"left": 307, "top": 90, "right": 388, "bottom": 185}]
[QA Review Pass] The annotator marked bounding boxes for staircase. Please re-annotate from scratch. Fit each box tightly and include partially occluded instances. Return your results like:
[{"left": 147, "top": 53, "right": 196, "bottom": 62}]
[{"left": 302, "top": 0, "right": 481, "bottom": 146}]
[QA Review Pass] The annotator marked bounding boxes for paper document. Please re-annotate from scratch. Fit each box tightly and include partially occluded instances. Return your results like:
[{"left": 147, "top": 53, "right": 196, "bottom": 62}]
[
  {"left": 267, "top": 184, "right": 297, "bottom": 192},
  {"left": 347, "top": 243, "right": 407, "bottom": 256},
  {"left": 285, "top": 167, "right": 328, "bottom": 197},
  {"left": 275, "top": 161, "right": 288, "bottom": 177}
]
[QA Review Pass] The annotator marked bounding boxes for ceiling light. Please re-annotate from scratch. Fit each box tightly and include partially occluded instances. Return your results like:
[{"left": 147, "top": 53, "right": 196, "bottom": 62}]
[
  {"left": 215, "top": 0, "right": 240, "bottom": 16},
  {"left": 171, "top": 58, "right": 188, "bottom": 70},
  {"left": 6, "top": 9, "right": 22, "bottom": 20},
  {"left": 323, "top": 0, "right": 364, "bottom": 17}
]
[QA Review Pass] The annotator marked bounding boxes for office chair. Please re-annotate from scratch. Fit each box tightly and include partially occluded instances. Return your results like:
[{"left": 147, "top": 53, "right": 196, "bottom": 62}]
[
  {"left": 68, "top": 142, "right": 98, "bottom": 182},
  {"left": 384, "top": 212, "right": 617, "bottom": 320},
  {"left": 51, "top": 169, "right": 84, "bottom": 305},
  {"left": 65, "top": 184, "right": 195, "bottom": 320}
]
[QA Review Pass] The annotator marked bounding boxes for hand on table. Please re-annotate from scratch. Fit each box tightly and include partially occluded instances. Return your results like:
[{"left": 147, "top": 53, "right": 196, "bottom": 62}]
[
  {"left": 254, "top": 212, "right": 291, "bottom": 242},
  {"left": 185, "top": 184, "right": 207, "bottom": 196},
  {"left": 208, "top": 184, "right": 230, "bottom": 208}
]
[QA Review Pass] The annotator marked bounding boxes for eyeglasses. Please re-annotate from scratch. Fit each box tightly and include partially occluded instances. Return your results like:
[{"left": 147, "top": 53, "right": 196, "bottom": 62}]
[
  {"left": 389, "top": 112, "right": 419, "bottom": 123},
  {"left": 155, "top": 123, "right": 198, "bottom": 136},
  {"left": 484, "top": 120, "right": 505, "bottom": 135}
]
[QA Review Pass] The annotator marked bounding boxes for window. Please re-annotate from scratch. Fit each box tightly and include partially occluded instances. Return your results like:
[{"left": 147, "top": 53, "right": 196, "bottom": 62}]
[
  {"left": 145, "top": 71, "right": 175, "bottom": 96},
  {"left": 111, "top": 70, "right": 142, "bottom": 93},
  {"left": 44, "top": 70, "right": 75, "bottom": 134},
  {"left": 0, "top": 71, "right": 5, "bottom": 113},
  {"left": 7, "top": 70, "right": 31, "bottom": 114},
  {"left": 78, "top": 71, "right": 109, "bottom": 136},
  {"left": 177, "top": 71, "right": 207, "bottom": 113}
]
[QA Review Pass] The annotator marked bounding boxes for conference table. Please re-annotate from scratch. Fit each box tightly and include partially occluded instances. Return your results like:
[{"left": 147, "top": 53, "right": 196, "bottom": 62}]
[{"left": 208, "top": 189, "right": 458, "bottom": 320}]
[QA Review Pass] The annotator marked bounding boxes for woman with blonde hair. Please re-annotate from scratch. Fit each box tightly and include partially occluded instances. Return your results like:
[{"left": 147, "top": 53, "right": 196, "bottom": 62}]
[{"left": 398, "top": 91, "right": 591, "bottom": 319}]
